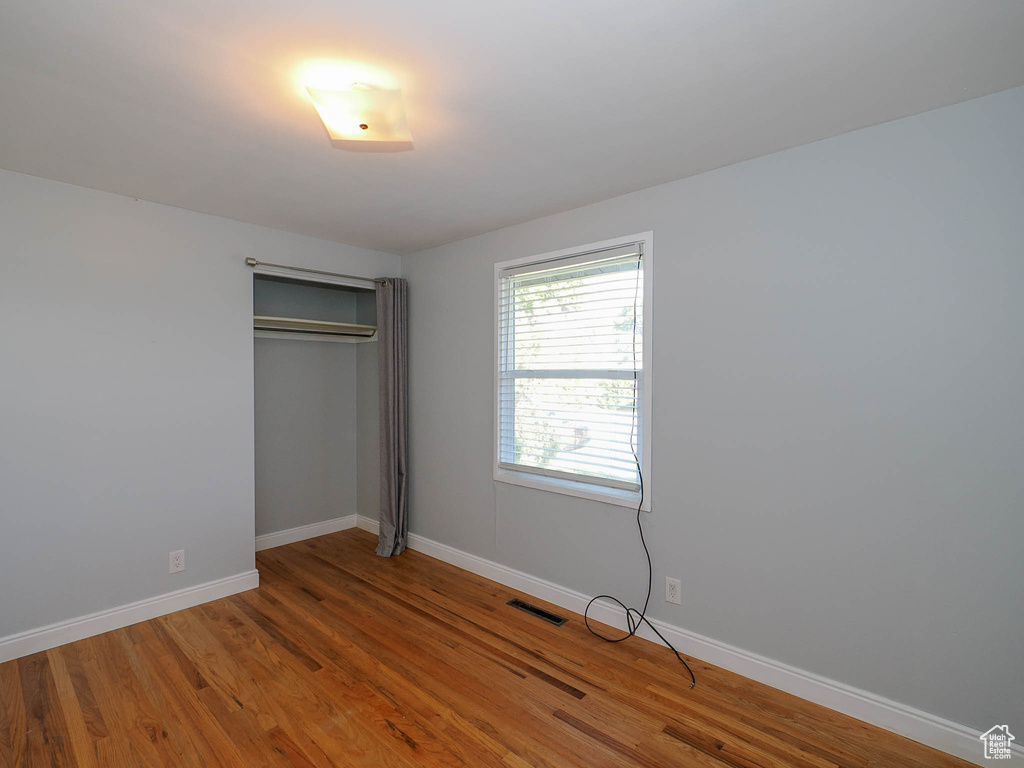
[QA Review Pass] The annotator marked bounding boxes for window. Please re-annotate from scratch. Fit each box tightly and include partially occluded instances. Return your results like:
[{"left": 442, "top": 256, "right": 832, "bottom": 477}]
[{"left": 494, "top": 233, "right": 652, "bottom": 510}]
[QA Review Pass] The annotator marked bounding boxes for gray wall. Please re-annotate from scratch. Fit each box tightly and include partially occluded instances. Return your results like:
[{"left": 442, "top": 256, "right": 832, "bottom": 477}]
[
  {"left": 252, "top": 277, "right": 362, "bottom": 323},
  {"left": 402, "top": 86, "right": 1024, "bottom": 730},
  {"left": 254, "top": 339, "right": 359, "bottom": 536},
  {"left": 0, "top": 169, "right": 399, "bottom": 640}
]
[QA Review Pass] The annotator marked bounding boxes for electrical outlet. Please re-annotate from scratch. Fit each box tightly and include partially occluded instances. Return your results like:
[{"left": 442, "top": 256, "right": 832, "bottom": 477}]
[
  {"left": 169, "top": 549, "right": 185, "bottom": 574},
  {"left": 665, "top": 577, "right": 681, "bottom": 605}
]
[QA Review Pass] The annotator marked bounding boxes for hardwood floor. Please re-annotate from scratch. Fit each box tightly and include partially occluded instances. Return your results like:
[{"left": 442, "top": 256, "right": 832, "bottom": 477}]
[{"left": 1, "top": 528, "right": 971, "bottom": 767}]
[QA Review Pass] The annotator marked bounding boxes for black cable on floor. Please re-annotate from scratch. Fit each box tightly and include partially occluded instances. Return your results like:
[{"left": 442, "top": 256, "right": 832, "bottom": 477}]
[
  {"left": 582, "top": 466, "right": 695, "bottom": 689},
  {"left": 582, "top": 251, "right": 696, "bottom": 689}
]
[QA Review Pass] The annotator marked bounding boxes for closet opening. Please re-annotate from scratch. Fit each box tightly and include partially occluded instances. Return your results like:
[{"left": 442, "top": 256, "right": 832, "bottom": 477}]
[{"left": 252, "top": 273, "right": 380, "bottom": 549}]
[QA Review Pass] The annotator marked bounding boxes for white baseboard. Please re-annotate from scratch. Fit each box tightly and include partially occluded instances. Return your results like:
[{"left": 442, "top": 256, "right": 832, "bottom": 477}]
[
  {"left": 356, "top": 515, "right": 380, "bottom": 534},
  {"left": 361, "top": 516, "right": 1004, "bottom": 766},
  {"left": 0, "top": 570, "right": 259, "bottom": 664},
  {"left": 256, "top": 515, "right": 358, "bottom": 551}
]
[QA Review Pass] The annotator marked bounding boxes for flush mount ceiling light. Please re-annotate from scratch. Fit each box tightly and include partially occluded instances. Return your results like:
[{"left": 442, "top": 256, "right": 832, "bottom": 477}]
[{"left": 306, "top": 82, "right": 412, "bottom": 147}]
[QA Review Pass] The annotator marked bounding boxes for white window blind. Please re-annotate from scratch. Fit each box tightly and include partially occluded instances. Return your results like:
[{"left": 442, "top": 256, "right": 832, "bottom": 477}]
[{"left": 498, "top": 243, "right": 645, "bottom": 492}]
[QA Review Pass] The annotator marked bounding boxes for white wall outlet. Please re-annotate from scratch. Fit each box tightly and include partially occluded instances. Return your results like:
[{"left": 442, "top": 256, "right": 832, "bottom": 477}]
[
  {"left": 666, "top": 577, "right": 681, "bottom": 605},
  {"left": 169, "top": 549, "right": 185, "bottom": 574}
]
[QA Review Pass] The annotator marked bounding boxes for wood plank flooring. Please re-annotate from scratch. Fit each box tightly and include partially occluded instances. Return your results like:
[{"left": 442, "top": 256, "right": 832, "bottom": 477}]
[{"left": 1, "top": 528, "right": 972, "bottom": 767}]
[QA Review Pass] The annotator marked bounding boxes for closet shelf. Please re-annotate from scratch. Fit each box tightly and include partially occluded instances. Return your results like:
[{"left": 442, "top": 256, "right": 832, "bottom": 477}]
[{"left": 254, "top": 315, "right": 377, "bottom": 342}]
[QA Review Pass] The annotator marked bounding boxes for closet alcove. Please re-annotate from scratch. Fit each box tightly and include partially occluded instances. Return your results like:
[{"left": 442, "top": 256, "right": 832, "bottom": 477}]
[{"left": 252, "top": 273, "right": 379, "bottom": 544}]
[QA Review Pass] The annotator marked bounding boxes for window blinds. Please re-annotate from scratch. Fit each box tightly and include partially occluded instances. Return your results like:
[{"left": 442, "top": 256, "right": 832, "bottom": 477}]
[{"left": 498, "top": 243, "right": 644, "bottom": 491}]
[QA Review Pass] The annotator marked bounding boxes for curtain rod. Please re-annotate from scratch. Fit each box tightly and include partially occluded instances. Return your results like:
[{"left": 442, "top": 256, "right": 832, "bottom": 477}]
[{"left": 244, "top": 257, "right": 387, "bottom": 285}]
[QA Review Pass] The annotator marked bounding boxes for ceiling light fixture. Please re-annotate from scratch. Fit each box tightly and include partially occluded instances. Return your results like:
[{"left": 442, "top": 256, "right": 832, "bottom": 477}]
[{"left": 306, "top": 82, "right": 412, "bottom": 147}]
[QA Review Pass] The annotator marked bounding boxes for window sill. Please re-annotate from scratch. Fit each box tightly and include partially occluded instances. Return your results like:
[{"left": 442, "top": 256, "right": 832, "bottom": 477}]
[{"left": 493, "top": 469, "right": 650, "bottom": 512}]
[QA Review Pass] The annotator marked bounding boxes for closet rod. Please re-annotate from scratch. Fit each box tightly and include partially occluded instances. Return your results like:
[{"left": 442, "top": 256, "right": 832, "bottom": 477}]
[{"left": 245, "top": 257, "right": 387, "bottom": 285}]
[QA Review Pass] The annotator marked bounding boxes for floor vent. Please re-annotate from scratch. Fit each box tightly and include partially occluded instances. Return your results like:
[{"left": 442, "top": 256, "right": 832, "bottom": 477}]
[{"left": 507, "top": 598, "right": 568, "bottom": 626}]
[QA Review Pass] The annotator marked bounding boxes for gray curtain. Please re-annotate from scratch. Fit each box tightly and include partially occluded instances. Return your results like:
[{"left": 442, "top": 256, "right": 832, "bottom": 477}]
[{"left": 376, "top": 278, "right": 409, "bottom": 557}]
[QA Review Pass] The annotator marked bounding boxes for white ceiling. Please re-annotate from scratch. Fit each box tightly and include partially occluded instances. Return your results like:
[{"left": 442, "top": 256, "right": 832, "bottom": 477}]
[{"left": 2, "top": 1, "right": 1023, "bottom": 255}]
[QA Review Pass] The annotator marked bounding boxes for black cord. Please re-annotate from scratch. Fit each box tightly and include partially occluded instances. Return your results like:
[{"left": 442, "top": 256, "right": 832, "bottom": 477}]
[{"left": 583, "top": 253, "right": 696, "bottom": 689}]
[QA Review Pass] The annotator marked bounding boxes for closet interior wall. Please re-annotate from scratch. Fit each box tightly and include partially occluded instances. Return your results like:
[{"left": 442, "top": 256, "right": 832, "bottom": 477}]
[{"left": 253, "top": 277, "right": 378, "bottom": 538}]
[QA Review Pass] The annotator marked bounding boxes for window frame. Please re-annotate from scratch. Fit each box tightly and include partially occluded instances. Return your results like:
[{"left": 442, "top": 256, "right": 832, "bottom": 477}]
[{"left": 492, "top": 232, "right": 653, "bottom": 512}]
